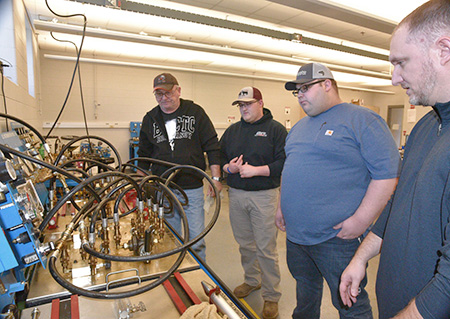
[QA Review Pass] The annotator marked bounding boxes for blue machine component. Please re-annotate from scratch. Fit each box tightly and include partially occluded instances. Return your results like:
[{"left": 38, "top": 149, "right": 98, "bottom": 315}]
[
  {"left": 0, "top": 177, "right": 48, "bottom": 313},
  {"left": 0, "top": 128, "right": 49, "bottom": 207},
  {"left": 129, "top": 122, "right": 141, "bottom": 169},
  {"left": 80, "top": 142, "right": 112, "bottom": 158},
  {"left": 129, "top": 122, "right": 141, "bottom": 154},
  {"left": 0, "top": 131, "right": 27, "bottom": 153}
]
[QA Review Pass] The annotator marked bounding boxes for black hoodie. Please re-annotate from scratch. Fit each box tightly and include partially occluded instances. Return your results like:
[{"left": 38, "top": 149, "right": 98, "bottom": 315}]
[
  {"left": 138, "top": 98, "right": 220, "bottom": 189},
  {"left": 220, "top": 108, "right": 287, "bottom": 191}
]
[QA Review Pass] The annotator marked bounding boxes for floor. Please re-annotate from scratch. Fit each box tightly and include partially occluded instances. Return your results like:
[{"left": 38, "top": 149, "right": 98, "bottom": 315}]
[{"left": 204, "top": 186, "right": 380, "bottom": 319}]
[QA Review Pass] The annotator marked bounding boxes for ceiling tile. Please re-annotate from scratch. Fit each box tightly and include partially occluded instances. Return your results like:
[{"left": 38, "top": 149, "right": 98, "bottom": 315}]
[{"left": 211, "top": 0, "right": 271, "bottom": 15}]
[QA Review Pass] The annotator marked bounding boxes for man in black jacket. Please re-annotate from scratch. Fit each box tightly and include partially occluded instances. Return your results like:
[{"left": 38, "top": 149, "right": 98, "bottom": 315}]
[
  {"left": 138, "top": 73, "right": 222, "bottom": 260},
  {"left": 220, "top": 87, "right": 287, "bottom": 319}
]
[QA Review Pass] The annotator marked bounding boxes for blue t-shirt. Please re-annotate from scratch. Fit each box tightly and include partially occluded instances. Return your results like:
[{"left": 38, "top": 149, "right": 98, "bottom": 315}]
[{"left": 281, "top": 103, "right": 400, "bottom": 245}]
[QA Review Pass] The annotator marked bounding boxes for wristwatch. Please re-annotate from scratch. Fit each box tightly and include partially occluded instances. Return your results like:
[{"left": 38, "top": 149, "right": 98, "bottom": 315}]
[{"left": 211, "top": 176, "right": 221, "bottom": 182}]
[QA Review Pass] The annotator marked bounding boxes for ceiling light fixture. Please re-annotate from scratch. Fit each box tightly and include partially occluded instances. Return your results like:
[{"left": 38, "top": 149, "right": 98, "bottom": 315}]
[
  {"left": 34, "top": 20, "right": 391, "bottom": 81},
  {"left": 44, "top": 53, "right": 395, "bottom": 94}
]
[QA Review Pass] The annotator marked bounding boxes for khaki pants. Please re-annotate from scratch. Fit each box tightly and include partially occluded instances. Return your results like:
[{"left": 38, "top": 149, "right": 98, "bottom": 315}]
[{"left": 228, "top": 187, "right": 282, "bottom": 302}]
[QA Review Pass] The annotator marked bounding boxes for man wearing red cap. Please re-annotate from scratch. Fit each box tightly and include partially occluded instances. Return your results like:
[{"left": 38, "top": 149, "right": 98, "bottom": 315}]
[
  {"left": 220, "top": 86, "right": 287, "bottom": 319},
  {"left": 138, "top": 73, "right": 222, "bottom": 260}
]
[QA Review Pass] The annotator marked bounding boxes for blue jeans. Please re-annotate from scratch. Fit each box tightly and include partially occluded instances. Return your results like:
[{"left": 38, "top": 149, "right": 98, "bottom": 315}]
[
  {"left": 286, "top": 237, "right": 372, "bottom": 319},
  {"left": 165, "top": 186, "right": 206, "bottom": 260}
]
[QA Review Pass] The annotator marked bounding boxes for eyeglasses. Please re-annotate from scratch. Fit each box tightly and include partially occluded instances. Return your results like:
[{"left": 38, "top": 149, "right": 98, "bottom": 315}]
[
  {"left": 154, "top": 90, "right": 175, "bottom": 99},
  {"left": 237, "top": 101, "right": 256, "bottom": 108},
  {"left": 292, "top": 80, "right": 326, "bottom": 97}
]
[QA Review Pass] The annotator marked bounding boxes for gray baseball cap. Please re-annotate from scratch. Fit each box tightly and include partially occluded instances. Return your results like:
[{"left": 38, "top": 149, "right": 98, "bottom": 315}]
[{"left": 285, "top": 63, "right": 334, "bottom": 90}]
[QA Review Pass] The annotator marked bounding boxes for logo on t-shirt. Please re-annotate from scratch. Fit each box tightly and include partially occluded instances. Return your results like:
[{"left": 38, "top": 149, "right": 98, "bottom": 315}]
[
  {"left": 325, "top": 130, "right": 334, "bottom": 136},
  {"left": 255, "top": 131, "right": 267, "bottom": 137}
]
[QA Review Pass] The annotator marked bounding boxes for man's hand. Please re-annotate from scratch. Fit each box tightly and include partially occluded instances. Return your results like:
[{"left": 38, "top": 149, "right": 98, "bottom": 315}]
[
  {"left": 227, "top": 155, "right": 243, "bottom": 174},
  {"left": 239, "top": 162, "right": 259, "bottom": 178},
  {"left": 339, "top": 258, "right": 366, "bottom": 307},
  {"left": 208, "top": 179, "right": 222, "bottom": 197},
  {"left": 333, "top": 215, "right": 368, "bottom": 240},
  {"left": 275, "top": 207, "right": 286, "bottom": 232}
]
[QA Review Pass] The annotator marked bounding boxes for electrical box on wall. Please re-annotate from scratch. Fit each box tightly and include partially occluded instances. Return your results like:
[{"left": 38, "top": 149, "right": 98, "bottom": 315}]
[{"left": 285, "top": 120, "right": 291, "bottom": 130}]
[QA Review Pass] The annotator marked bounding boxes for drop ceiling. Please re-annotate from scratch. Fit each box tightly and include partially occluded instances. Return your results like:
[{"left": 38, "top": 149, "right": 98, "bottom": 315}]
[{"left": 23, "top": 0, "right": 426, "bottom": 89}]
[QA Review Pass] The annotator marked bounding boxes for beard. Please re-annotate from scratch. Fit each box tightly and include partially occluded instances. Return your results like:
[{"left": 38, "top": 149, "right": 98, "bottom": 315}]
[{"left": 409, "top": 59, "right": 436, "bottom": 106}]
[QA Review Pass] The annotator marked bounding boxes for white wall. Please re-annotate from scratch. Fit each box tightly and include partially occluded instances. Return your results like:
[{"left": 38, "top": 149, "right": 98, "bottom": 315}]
[
  {"left": 39, "top": 55, "right": 303, "bottom": 160},
  {"left": 0, "top": 0, "right": 41, "bottom": 133},
  {"left": 40, "top": 54, "right": 412, "bottom": 161}
]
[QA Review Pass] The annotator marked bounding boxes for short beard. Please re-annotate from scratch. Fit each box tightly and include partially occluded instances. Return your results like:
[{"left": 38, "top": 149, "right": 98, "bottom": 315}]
[{"left": 409, "top": 58, "right": 436, "bottom": 106}]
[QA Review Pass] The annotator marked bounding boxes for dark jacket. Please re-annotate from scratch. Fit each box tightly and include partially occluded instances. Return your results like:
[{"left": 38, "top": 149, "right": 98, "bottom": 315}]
[
  {"left": 373, "top": 101, "right": 450, "bottom": 319},
  {"left": 219, "top": 108, "right": 287, "bottom": 191},
  {"left": 138, "top": 98, "right": 220, "bottom": 189}
]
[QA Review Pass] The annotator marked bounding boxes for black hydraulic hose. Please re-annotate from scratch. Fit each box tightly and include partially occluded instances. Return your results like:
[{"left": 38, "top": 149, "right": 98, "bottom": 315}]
[
  {"left": 50, "top": 175, "right": 83, "bottom": 214},
  {"left": 90, "top": 196, "right": 117, "bottom": 233},
  {"left": 113, "top": 185, "right": 137, "bottom": 218},
  {"left": 125, "top": 162, "right": 188, "bottom": 211},
  {"left": 52, "top": 172, "right": 141, "bottom": 232},
  {"left": 72, "top": 175, "right": 140, "bottom": 230},
  {"left": 146, "top": 181, "right": 175, "bottom": 213},
  {"left": 54, "top": 135, "right": 122, "bottom": 170},
  {"left": 137, "top": 174, "right": 188, "bottom": 209},
  {"left": 53, "top": 165, "right": 91, "bottom": 213},
  {"left": 117, "top": 206, "right": 137, "bottom": 218},
  {"left": 0, "top": 145, "right": 104, "bottom": 231},
  {"left": 65, "top": 179, "right": 120, "bottom": 230},
  {"left": 0, "top": 112, "right": 50, "bottom": 158},
  {"left": 40, "top": 171, "right": 142, "bottom": 232},
  {"left": 0, "top": 112, "right": 46, "bottom": 146},
  {"left": 161, "top": 164, "right": 221, "bottom": 244},
  {"left": 47, "top": 245, "right": 186, "bottom": 299},
  {"left": 120, "top": 163, "right": 150, "bottom": 176},
  {"left": 89, "top": 180, "right": 135, "bottom": 233},
  {"left": 81, "top": 182, "right": 190, "bottom": 262},
  {"left": 72, "top": 183, "right": 125, "bottom": 230},
  {"left": 82, "top": 167, "right": 220, "bottom": 262},
  {"left": 70, "top": 200, "right": 98, "bottom": 229},
  {"left": 60, "top": 158, "right": 115, "bottom": 172},
  {"left": 127, "top": 157, "right": 178, "bottom": 170},
  {"left": 47, "top": 163, "right": 219, "bottom": 299},
  {"left": 0, "top": 144, "right": 81, "bottom": 185},
  {"left": 138, "top": 176, "right": 175, "bottom": 212},
  {"left": 64, "top": 167, "right": 90, "bottom": 179},
  {"left": 126, "top": 156, "right": 189, "bottom": 206},
  {"left": 41, "top": 184, "right": 93, "bottom": 233}
]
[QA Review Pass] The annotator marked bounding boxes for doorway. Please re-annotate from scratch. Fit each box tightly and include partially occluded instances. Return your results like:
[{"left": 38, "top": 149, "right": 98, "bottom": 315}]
[{"left": 387, "top": 105, "right": 404, "bottom": 148}]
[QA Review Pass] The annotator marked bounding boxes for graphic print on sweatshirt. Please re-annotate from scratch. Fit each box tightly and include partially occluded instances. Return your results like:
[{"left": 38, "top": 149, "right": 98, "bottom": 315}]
[
  {"left": 254, "top": 131, "right": 267, "bottom": 137},
  {"left": 154, "top": 115, "right": 196, "bottom": 150}
]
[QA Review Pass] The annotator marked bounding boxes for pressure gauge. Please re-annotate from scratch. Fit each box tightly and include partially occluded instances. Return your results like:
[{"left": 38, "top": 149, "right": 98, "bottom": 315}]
[{"left": 0, "top": 159, "right": 17, "bottom": 183}]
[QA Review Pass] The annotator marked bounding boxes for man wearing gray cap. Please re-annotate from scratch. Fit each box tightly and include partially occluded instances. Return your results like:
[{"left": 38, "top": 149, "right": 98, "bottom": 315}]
[
  {"left": 220, "top": 87, "right": 287, "bottom": 319},
  {"left": 276, "top": 63, "right": 400, "bottom": 318},
  {"left": 138, "top": 73, "right": 222, "bottom": 260}
]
